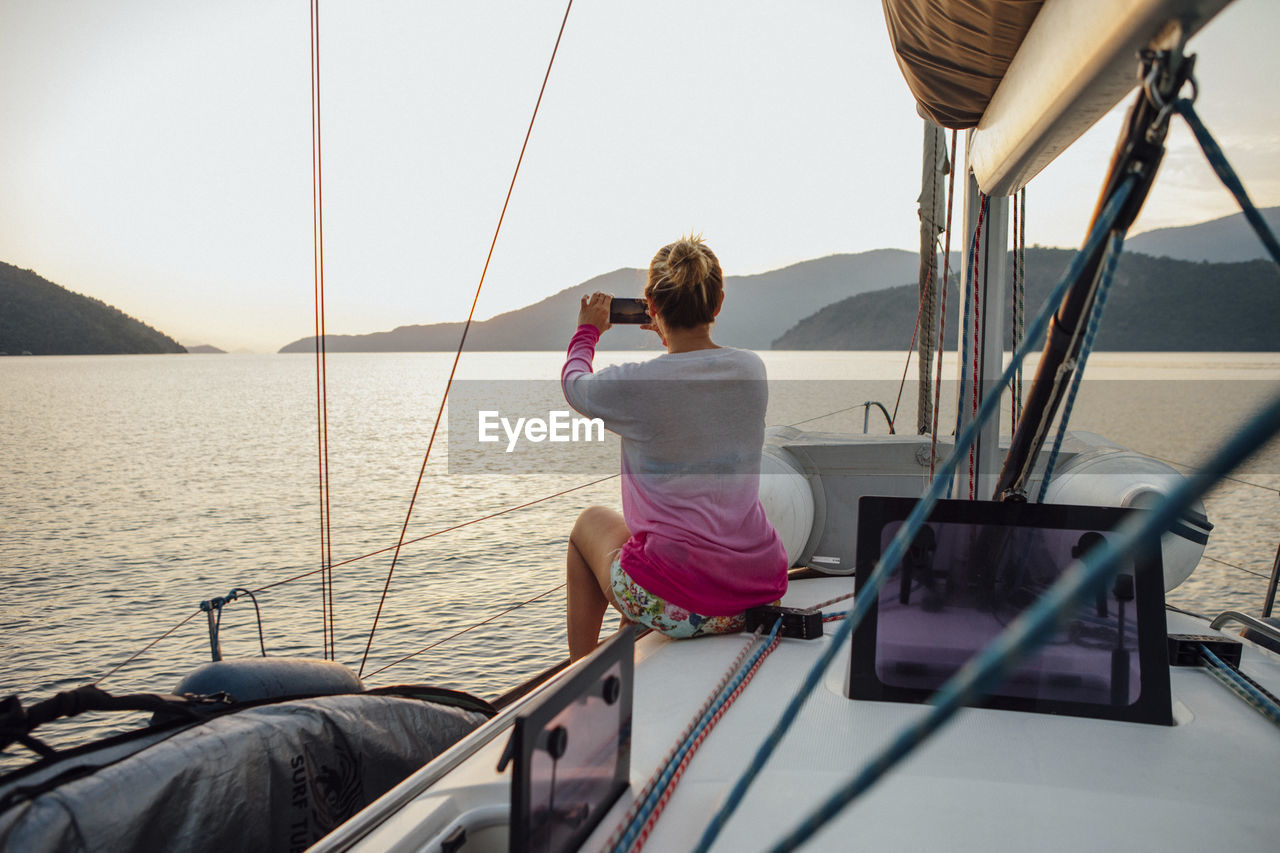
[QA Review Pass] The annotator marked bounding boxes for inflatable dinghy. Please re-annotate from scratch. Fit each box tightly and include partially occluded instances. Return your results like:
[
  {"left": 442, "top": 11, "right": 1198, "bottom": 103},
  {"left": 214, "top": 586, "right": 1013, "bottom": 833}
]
[{"left": 0, "top": 659, "right": 493, "bottom": 852}]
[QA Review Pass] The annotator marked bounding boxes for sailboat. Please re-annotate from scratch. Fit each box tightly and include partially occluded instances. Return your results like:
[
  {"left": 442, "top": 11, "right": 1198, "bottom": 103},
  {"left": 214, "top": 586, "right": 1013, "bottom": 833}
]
[
  {"left": 4, "top": 0, "right": 1279, "bottom": 851},
  {"left": 302, "top": 1, "right": 1280, "bottom": 851}
]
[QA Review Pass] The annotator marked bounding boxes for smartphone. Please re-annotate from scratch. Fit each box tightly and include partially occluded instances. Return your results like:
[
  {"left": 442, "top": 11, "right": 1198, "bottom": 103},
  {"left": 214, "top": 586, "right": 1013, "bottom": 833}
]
[{"left": 609, "top": 297, "right": 651, "bottom": 324}]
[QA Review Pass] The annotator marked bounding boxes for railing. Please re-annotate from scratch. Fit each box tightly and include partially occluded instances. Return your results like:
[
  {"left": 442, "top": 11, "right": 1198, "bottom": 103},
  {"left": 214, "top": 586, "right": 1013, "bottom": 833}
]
[
  {"left": 1210, "top": 611, "right": 1280, "bottom": 648},
  {"left": 1263, "top": 543, "right": 1280, "bottom": 619},
  {"left": 862, "top": 401, "right": 894, "bottom": 434}
]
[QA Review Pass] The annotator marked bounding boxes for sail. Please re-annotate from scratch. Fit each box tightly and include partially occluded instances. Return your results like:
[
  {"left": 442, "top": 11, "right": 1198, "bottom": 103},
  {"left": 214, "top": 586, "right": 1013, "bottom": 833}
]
[{"left": 881, "top": 0, "right": 1044, "bottom": 128}]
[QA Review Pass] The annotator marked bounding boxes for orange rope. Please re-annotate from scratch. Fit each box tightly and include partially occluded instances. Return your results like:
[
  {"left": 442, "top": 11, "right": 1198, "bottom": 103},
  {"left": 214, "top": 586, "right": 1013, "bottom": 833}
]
[
  {"left": 250, "top": 473, "right": 618, "bottom": 595},
  {"left": 94, "top": 610, "right": 201, "bottom": 686},
  {"left": 358, "top": 0, "right": 577, "bottom": 677},
  {"left": 364, "top": 583, "right": 568, "bottom": 679},
  {"left": 310, "top": 0, "right": 336, "bottom": 661}
]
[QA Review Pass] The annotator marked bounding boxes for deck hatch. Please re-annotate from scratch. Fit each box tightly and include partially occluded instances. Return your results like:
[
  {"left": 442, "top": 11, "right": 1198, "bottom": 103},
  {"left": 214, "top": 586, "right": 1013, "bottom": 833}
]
[{"left": 849, "top": 497, "right": 1172, "bottom": 725}]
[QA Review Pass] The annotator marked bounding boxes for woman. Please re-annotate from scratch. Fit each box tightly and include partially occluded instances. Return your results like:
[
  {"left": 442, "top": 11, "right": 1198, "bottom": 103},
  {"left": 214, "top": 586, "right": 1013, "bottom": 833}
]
[{"left": 561, "top": 234, "right": 787, "bottom": 661}]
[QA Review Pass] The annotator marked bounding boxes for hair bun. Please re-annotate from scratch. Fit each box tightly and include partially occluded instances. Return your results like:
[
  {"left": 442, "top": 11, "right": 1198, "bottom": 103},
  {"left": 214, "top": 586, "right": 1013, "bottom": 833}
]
[
  {"left": 645, "top": 232, "right": 723, "bottom": 329},
  {"left": 665, "top": 235, "right": 713, "bottom": 290}
]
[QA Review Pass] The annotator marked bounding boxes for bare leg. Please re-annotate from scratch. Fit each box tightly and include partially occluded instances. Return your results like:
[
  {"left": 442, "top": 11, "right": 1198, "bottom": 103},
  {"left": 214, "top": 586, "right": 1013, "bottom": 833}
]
[{"left": 567, "top": 505, "right": 630, "bottom": 661}]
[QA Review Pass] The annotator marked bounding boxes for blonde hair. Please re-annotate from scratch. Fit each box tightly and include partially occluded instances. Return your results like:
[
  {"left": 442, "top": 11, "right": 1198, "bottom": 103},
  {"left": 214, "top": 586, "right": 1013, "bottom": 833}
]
[{"left": 644, "top": 233, "right": 723, "bottom": 329}]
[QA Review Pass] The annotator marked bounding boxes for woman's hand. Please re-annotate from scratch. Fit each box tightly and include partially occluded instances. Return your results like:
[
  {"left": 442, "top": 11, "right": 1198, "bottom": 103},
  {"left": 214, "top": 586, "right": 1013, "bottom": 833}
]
[
  {"left": 639, "top": 320, "right": 666, "bottom": 347},
  {"left": 578, "top": 291, "right": 612, "bottom": 334},
  {"left": 640, "top": 297, "right": 666, "bottom": 347}
]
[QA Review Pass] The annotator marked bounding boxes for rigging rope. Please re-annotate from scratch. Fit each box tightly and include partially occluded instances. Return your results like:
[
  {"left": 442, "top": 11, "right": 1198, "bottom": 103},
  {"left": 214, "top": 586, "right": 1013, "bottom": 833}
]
[
  {"left": 1036, "top": 230, "right": 1126, "bottom": 502},
  {"left": 890, "top": 288, "right": 926, "bottom": 431},
  {"left": 1136, "top": 452, "right": 1278, "bottom": 494},
  {"left": 310, "top": 0, "right": 336, "bottom": 662},
  {"left": 690, "top": 176, "right": 1139, "bottom": 853},
  {"left": 358, "top": 0, "right": 577, "bottom": 678},
  {"left": 1199, "top": 644, "right": 1280, "bottom": 728},
  {"left": 761, "top": 393, "right": 1280, "bottom": 852},
  {"left": 1198, "top": 553, "right": 1272, "bottom": 582},
  {"left": 717, "top": 99, "right": 1280, "bottom": 849},
  {"left": 93, "top": 474, "right": 618, "bottom": 686},
  {"left": 930, "top": 130, "right": 959, "bottom": 480},
  {"left": 966, "top": 194, "right": 989, "bottom": 500},
  {"left": 1017, "top": 187, "right": 1026, "bottom": 424},
  {"left": 255, "top": 474, "right": 618, "bottom": 594},
  {"left": 1011, "top": 188, "right": 1026, "bottom": 430},
  {"left": 94, "top": 610, "right": 201, "bottom": 687},
  {"left": 364, "top": 583, "right": 569, "bottom": 678},
  {"left": 605, "top": 621, "right": 782, "bottom": 853},
  {"left": 1174, "top": 99, "right": 1280, "bottom": 266}
]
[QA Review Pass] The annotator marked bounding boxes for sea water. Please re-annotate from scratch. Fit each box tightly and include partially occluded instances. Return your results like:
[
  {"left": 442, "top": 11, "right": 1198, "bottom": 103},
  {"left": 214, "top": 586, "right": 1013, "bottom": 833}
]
[{"left": 1, "top": 350, "right": 1277, "bottom": 771}]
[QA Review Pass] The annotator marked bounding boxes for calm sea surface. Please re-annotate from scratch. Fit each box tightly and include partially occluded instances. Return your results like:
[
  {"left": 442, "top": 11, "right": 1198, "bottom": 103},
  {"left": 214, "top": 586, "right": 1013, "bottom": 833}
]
[{"left": 2, "top": 350, "right": 1278, "bottom": 771}]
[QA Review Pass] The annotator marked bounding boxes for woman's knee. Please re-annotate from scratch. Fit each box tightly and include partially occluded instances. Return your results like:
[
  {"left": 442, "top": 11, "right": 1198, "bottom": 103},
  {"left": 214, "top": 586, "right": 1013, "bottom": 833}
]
[
  {"left": 571, "top": 506, "right": 628, "bottom": 550},
  {"left": 573, "top": 505, "right": 621, "bottom": 534}
]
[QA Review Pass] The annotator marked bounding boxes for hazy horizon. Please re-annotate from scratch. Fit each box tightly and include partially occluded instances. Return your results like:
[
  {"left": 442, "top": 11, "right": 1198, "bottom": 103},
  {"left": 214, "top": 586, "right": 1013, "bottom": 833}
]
[{"left": 3, "top": 1, "right": 1277, "bottom": 353}]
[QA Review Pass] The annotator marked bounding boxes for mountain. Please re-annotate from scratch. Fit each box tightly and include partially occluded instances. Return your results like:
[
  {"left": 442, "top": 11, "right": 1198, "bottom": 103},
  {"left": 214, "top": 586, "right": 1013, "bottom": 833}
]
[
  {"left": 0, "top": 262, "right": 185, "bottom": 355},
  {"left": 278, "top": 250, "right": 925, "bottom": 353},
  {"left": 186, "top": 344, "right": 226, "bottom": 354},
  {"left": 1126, "top": 206, "right": 1280, "bottom": 263},
  {"left": 773, "top": 248, "right": 1280, "bottom": 351}
]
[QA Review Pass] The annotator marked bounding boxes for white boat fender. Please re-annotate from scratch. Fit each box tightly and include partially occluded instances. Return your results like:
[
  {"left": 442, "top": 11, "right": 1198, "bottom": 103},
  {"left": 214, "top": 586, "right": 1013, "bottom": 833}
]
[
  {"left": 1042, "top": 449, "right": 1212, "bottom": 591},
  {"left": 758, "top": 445, "right": 817, "bottom": 567},
  {"left": 173, "top": 656, "right": 364, "bottom": 704}
]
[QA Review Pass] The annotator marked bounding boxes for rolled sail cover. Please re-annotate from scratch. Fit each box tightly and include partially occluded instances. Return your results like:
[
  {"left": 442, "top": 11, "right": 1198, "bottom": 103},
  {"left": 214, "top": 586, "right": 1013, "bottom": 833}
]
[
  {"left": 881, "top": 0, "right": 1044, "bottom": 128},
  {"left": 0, "top": 694, "right": 488, "bottom": 852}
]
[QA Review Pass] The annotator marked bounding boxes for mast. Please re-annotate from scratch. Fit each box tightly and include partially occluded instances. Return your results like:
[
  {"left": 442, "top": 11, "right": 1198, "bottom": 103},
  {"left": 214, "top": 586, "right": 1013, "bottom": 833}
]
[{"left": 915, "top": 120, "right": 947, "bottom": 435}]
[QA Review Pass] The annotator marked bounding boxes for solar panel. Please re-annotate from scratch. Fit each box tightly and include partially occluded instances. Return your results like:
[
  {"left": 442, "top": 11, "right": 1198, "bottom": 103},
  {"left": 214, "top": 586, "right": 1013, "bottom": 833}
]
[{"left": 849, "top": 497, "right": 1172, "bottom": 725}]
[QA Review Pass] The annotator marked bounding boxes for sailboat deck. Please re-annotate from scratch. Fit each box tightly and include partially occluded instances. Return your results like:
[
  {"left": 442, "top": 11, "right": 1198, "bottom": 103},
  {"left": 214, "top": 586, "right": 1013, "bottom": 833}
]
[{"left": 336, "top": 575, "right": 1280, "bottom": 851}]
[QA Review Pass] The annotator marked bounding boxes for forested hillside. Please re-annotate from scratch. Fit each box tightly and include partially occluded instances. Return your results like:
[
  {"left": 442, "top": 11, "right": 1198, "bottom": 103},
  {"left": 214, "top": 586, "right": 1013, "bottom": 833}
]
[
  {"left": 772, "top": 249, "right": 1280, "bottom": 350},
  {"left": 0, "top": 262, "right": 185, "bottom": 355}
]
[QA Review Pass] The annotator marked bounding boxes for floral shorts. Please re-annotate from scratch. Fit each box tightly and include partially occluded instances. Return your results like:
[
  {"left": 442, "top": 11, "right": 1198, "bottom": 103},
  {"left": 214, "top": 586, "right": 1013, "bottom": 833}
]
[{"left": 610, "top": 556, "right": 746, "bottom": 639}]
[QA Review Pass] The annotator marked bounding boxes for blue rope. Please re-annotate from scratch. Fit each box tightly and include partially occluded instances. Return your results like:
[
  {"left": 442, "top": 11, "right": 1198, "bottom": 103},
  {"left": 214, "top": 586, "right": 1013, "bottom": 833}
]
[
  {"left": 1199, "top": 644, "right": 1280, "bottom": 728},
  {"left": 610, "top": 618, "right": 782, "bottom": 853},
  {"left": 1175, "top": 99, "right": 1280, "bottom": 268},
  {"left": 689, "top": 175, "right": 1139, "bottom": 853},
  {"left": 1036, "top": 230, "right": 1126, "bottom": 502},
  {"left": 764, "top": 391, "right": 1280, "bottom": 852}
]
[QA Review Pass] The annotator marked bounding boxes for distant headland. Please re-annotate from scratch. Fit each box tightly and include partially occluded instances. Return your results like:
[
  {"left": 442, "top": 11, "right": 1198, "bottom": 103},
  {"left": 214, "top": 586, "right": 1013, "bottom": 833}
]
[
  {"left": 0, "top": 262, "right": 185, "bottom": 355},
  {"left": 4, "top": 206, "right": 1276, "bottom": 355}
]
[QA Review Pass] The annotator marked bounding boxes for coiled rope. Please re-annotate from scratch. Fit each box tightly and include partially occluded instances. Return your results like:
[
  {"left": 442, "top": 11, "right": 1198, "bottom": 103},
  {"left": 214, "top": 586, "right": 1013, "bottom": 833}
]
[
  {"left": 604, "top": 620, "right": 783, "bottom": 853},
  {"left": 689, "top": 176, "right": 1141, "bottom": 853},
  {"left": 358, "top": 0, "right": 577, "bottom": 678}
]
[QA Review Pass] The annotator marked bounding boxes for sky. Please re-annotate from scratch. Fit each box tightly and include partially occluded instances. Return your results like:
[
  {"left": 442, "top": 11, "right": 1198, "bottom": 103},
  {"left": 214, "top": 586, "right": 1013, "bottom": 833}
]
[{"left": 2, "top": 0, "right": 1277, "bottom": 353}]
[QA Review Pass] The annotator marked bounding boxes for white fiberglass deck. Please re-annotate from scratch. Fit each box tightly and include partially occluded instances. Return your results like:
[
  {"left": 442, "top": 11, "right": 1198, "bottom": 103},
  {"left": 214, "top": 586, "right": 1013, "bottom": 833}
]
[{"left": 330, "top": 576, "right": 1280, "bottom": 852}]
